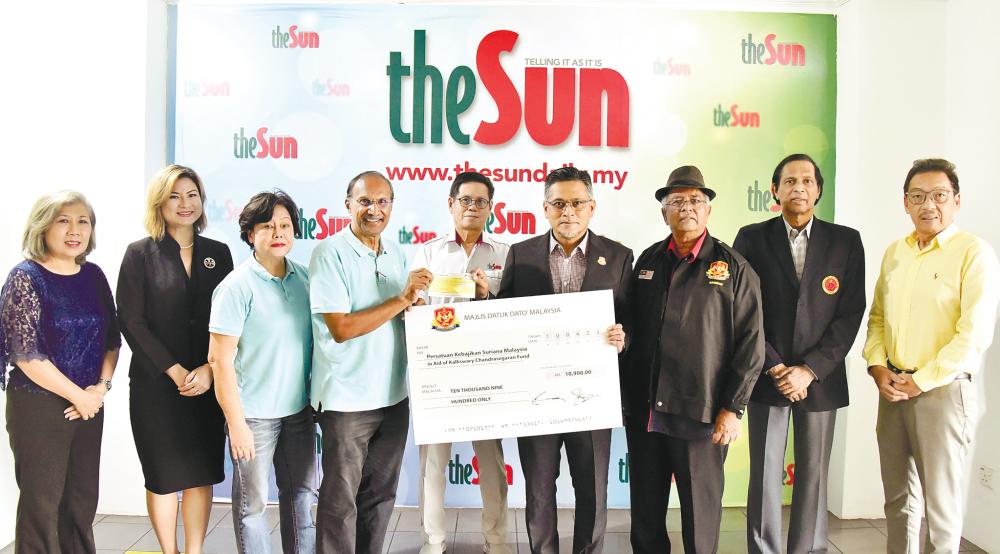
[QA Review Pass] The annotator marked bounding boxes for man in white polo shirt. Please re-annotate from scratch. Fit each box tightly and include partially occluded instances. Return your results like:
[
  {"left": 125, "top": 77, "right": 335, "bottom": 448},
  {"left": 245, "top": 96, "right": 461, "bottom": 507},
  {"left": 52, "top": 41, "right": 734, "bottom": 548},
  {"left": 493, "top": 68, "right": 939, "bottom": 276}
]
[{"left": 410, "top": 172, "right": 512, "bottom": 554}]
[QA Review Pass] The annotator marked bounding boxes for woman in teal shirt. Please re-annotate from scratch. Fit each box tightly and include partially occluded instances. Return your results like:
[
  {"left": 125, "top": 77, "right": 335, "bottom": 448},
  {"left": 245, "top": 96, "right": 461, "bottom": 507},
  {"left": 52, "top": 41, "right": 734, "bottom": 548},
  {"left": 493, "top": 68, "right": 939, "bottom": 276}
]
[{"left": 208, "top": 190, "right": 316, "bottom": 554}]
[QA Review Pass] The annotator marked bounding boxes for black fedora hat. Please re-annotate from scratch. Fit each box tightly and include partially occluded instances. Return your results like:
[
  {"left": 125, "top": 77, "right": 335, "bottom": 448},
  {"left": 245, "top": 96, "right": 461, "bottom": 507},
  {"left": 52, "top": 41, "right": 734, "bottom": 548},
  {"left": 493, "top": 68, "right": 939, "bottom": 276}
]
[{"left": 654, "top": 165, "right": 717, "bottom": 201}]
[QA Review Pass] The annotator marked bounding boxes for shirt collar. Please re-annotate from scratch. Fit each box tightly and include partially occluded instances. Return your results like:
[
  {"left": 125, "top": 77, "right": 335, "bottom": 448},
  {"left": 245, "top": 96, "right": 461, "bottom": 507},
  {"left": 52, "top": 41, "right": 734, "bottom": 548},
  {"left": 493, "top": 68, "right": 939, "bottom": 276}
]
[
  {"left": 667, "top": 229, "right": 707, "bottom": 263},
  {"left": 783, "top": 216, "right": 814, "bottom": 239},
  {"left": 344, "top": 226, "right": 386, "bottom": 258},
  {"left": 451, "top": 230, "right": 485, "bottom": 246},
  {"left": 549, "top": 230, "right": 589, "bottom": 256},
  {"left": 248, "top": 253, "right": 296, "bottom": 282},
  {"left": 906, "top": 223, "right": 959, "bottom": 249}
]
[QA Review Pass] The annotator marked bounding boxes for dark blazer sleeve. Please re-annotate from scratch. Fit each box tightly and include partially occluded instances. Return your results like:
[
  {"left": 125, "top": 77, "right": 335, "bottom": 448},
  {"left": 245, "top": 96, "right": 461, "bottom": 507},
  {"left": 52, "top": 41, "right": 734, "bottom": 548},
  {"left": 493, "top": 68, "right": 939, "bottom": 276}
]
[
  {"left": 496, "top": 245, "right": 517, "bottom": 300},
  {"left": 732, "top": 228, "right": 783, "bottom": 372},
  {"left": 116, "top": 242, "right": 177, "bottom": 376},
  {"left": 722, "top": 258, "right": 766, "bottom": 413},
  {"left": 801, "top": 229, "right": 866, "bottom": 381}
]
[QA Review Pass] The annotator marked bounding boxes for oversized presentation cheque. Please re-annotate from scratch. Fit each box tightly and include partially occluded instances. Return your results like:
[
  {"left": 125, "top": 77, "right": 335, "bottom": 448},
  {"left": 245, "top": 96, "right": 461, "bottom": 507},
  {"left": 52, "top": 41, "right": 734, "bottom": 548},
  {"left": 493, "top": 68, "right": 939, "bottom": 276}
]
[{"left": 404, "top": 289, "right": 624, "bottom": 445}]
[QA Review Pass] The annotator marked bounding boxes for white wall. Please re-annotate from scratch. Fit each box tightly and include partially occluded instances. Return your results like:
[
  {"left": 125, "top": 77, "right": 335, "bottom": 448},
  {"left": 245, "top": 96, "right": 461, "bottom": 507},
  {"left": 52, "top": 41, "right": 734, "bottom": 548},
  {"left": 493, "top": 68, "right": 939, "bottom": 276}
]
[
  {"left": 830, "top": 2, "right": 1000, "bottom": 551},
  {"left": 944, "top": 0, "right": 1000, "bottom": 550},
  {"left": 0, "top": 0, "right": 168, "bottom": 544},
  {"left": 827, "top": 0, "right": 949, "bottom": 520}
]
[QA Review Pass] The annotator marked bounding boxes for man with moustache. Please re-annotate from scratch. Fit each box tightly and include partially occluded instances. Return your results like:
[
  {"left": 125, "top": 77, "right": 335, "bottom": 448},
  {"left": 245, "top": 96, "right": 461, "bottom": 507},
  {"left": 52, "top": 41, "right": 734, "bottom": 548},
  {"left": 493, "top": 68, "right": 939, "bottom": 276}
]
[
  {"left": 732, "top": 154, "right": 866, "bottom": 554},
  {"left": 410, "top": 171, "right": 512, "bottom": 554},
  {"left": 497, "top": 166, "right": 632, "bottom": 554},
  {"left": 309, "top": 171, "right": 433, "bottom": 554},
  {"left": 625, "top": 165, "right": 764, "bottom": 554},
  {"left": 864, "top": 159, "right": 1000, "bottom": 553}
]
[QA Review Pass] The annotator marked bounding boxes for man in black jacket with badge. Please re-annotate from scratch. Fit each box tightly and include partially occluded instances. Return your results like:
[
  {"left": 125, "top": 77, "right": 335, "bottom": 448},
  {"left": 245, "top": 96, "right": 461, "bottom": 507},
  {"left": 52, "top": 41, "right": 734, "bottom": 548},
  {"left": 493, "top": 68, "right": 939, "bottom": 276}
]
[
  {"left": 625, "top": 165, "right": 764, "bottom": 554},
  {"left": 733, "top": 154, "right": 865, "bottom": 554}
]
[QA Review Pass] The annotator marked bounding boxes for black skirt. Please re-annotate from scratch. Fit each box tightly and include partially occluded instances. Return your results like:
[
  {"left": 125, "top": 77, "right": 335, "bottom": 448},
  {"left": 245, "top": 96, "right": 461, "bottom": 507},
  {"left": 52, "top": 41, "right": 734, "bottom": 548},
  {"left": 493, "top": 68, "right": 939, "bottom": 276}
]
[{"left": 129, "top": 372, "right": 225, "bottom": 494}]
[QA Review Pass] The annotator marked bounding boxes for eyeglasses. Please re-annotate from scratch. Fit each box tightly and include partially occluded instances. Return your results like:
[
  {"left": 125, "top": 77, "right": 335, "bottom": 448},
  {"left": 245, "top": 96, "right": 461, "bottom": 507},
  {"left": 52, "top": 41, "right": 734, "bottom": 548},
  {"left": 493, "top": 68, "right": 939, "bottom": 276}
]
[
  {"left": 905, "top": 189, "right": 953, "bottom": 205},
  {"left": 662, "top": 197, "right": 709, "bottom": 210},
  {"left": 353, "top": 197, "right": 393, "bottom": 210},
  {"left": 545, "top": 199, "right": 593, "bottom": 212},
  {"left": 456, "top": 196, "right": 491, "bottom": 209}
]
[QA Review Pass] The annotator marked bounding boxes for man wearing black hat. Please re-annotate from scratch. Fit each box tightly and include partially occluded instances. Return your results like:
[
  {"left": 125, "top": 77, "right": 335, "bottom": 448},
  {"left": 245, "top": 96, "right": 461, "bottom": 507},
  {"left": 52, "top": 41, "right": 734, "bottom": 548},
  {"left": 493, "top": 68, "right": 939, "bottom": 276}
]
[{"left": 624, "top": 165, "right": 765, "bottom": 554}]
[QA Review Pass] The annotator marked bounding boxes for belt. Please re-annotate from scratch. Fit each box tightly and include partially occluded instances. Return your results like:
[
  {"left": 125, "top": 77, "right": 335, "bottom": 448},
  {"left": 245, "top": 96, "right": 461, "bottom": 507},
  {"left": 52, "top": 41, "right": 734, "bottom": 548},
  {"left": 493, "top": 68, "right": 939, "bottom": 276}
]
[{"left": 888, "top": 361, "right": 971, "bottom": 382}]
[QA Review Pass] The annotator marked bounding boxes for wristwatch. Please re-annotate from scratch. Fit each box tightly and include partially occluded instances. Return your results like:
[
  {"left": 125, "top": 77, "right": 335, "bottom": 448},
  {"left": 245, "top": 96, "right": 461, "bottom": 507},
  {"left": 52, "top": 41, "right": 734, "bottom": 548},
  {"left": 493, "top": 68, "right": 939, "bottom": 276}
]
[{"left": 96, "top": 378, "right": 112, "bottom": 392}]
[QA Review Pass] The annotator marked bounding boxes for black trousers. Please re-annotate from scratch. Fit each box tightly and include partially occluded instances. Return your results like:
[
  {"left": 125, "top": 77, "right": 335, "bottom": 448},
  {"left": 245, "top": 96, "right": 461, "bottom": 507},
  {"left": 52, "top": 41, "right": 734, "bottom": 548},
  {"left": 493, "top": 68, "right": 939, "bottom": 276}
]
[
  {"left": 625, "top": 417, "right": 727, "bottom": 554},
  {"left": 6, "top": 387, "right": 104, "bottom": 554},
  {"left": 517, "top": 429, "right": 611, "bottom": 554}
]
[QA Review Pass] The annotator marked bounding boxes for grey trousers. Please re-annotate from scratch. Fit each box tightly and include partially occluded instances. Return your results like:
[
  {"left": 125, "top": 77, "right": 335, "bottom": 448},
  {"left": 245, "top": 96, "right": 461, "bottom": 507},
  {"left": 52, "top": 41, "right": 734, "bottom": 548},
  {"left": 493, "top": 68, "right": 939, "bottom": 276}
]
[
  {"left": 876, "top": 380, "right": 981, "bottom": 554},
  {"left": 746, "top": 402, "right": 836, "bottom": 554},
  {"left": 315, "top": 399, "right": 409, "bottom": 554},
  {"left": 517, "top": 429, "right": 611, "bottom": 554}
]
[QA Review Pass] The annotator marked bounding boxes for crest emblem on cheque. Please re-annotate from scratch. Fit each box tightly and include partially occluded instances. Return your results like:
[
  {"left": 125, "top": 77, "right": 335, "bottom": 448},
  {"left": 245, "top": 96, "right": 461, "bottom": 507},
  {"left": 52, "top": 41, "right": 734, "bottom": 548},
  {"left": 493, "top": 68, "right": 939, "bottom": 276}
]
[
  {"left": 822, "top": 275, "right": 840, "bottom": 295},
  {"left": 431, "top": 306, "right": 460, "bottom": 332},
  {"left": 705, "top": 261, "right": 730, "bottom": 285}
]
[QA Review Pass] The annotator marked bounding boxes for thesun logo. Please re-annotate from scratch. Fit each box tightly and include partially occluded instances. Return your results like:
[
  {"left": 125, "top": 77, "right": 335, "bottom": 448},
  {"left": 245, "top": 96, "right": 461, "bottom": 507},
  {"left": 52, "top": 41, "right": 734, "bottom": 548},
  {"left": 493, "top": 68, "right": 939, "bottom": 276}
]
[
  {"left": 432, "top": 307, "right": 459, "bottom": 332},
  {"left": 299, "top": 208, "right": 350, "bottom": 240},
  {"left": 387, "top": 30, "right": 629, "bottom": 147},
  {"left": 713, "top": 104, "right": 760, "bottom": 128},
  {"left": 311, "top": 79, "right": 350, "bottom": 97},
  {"left": 741, "top": 33, "right": 806, "bottom": 66},
  {"left": 448, "top": 454, "right": 514, "bottom": 486},
  {"left": 271, "top": 25, "right": 319, "bottom": 49},
  {"left": 747, "top": 179, "right": 780, "bottom": 213},
  {"left": 485, "top": 202, "right": 536, "bottom": 235},
  {"left": 232, "top": 127, "right": 299, "bottom": 160},
  {"left": 652, "top": 58, "right": 691, "bottom": 76},
  {"left": 398, "top": 226, "right": 437, "bottom": 244},
  {"left": 184, "top": 80, "right": 230, "bottom": 97}
]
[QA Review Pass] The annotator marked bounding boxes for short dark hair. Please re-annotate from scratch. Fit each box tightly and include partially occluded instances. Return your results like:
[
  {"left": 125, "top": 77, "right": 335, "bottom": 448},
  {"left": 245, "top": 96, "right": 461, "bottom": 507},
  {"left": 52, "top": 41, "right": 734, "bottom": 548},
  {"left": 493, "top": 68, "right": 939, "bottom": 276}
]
[
  {"left": 449, "top": 171, "right": 495, "bottom": 200},
  {"left": 238, "top": 189, "right": 301, "bottom": 248},
  {"left": 346, "top": 170, "right": 393, "bottom": 199},
  {"left": 544, "top": 166, "right": 594, "bottom": 199},
  {"left": 771, "top": 153, "right": 825, "bottom": 205},
  {"left": 903, "top": 158, "right": 959, "bottom": 194}
]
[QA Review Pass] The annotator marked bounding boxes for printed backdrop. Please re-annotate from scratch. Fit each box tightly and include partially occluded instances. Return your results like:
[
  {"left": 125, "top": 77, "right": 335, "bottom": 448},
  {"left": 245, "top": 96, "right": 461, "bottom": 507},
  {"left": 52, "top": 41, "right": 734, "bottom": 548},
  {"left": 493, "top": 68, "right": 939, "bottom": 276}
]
[{"left": 173, "top": 4, "right": 836, "bottom": 508}]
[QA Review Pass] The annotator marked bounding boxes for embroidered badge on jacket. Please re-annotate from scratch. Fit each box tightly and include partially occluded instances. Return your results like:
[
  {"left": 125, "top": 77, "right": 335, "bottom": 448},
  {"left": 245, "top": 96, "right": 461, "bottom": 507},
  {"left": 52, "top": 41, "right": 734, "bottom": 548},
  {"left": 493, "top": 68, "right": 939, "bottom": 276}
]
[{"left": 706, "top": 261, "right": 730, "bottom": 285}]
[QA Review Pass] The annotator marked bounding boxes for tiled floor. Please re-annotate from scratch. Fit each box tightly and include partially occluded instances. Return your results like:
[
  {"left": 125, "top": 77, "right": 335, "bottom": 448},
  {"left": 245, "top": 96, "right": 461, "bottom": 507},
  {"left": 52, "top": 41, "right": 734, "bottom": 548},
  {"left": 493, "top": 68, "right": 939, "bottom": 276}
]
[{"left": 0, "top": 504, "right": 987, "bottom": 553}]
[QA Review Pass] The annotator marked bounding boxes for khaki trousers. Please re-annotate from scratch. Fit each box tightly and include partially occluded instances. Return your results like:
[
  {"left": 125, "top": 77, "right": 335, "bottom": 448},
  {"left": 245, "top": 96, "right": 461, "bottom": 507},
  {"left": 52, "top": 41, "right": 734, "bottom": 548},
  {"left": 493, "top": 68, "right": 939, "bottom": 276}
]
[
  {"left": 876, "top": 379, "right": 982, "bottom": 554},
  {"left": 418, "top": 440, "right": 509, "bottom": 546}
]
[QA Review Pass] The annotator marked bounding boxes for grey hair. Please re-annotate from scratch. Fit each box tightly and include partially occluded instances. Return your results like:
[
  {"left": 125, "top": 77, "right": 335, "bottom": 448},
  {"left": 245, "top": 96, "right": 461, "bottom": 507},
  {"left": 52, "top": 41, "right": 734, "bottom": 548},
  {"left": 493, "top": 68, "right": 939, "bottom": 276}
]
[{"left": 22, "top": 190, "right": 97, "bottom": 264}]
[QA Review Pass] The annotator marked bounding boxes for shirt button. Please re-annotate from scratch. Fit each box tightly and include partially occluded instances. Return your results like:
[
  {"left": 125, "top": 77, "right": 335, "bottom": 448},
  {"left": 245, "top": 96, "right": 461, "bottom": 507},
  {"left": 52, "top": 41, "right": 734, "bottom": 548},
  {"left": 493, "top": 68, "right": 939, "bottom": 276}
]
[{"left": 657, "top": 401, "right": 662, "bottom": 406}]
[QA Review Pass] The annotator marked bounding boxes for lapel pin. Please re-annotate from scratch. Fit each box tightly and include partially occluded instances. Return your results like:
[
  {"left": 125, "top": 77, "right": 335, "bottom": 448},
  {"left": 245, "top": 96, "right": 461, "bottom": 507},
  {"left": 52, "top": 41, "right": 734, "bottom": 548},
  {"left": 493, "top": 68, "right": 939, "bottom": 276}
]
[
  {"left": 204, "top": 257, "right": 216, "bottom": 269},
  {"left": 597, "top": 256, "right": 607, "bottom": 266}
]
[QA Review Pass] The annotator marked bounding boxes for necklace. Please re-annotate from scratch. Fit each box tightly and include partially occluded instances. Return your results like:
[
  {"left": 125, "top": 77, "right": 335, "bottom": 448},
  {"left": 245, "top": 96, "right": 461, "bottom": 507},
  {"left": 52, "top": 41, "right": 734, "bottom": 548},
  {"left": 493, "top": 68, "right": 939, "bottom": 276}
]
[{"left": 180, "top": 242, "right": 194, "bottom": 249}]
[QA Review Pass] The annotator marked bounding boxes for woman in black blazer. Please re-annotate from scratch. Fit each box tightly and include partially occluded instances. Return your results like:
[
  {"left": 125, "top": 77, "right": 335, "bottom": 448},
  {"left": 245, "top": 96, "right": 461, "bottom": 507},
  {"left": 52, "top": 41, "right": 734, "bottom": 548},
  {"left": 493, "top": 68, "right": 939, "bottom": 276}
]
[{"left": 117, "top": 165, "right": 233, "bottom": 554}]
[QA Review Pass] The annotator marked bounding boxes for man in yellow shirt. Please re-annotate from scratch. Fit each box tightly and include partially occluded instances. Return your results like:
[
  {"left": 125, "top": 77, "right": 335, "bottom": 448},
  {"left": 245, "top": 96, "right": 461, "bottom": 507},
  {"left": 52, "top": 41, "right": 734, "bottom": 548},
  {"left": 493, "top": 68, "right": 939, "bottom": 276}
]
[{"left": 863, "top": 158, "right": 1000, "bottom": 553}]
